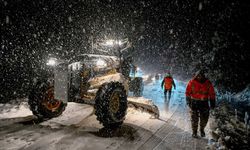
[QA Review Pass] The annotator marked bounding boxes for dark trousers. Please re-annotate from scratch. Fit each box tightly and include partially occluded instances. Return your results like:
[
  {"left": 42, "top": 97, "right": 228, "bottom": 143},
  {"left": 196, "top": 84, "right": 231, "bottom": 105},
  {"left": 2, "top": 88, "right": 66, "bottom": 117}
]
[
  {"left": 189, "top": 100, "right": 209, "bottom": 133},
  {"left": 164, "top": 89, "right": 172, "bottom": 100}
]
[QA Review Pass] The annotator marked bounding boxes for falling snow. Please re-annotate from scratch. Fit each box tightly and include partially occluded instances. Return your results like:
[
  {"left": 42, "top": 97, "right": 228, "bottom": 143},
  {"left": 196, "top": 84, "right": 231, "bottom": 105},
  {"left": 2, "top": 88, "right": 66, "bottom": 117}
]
[
  {"left": 199, "top": 2, "right": 203, "bottom": 11},
  {"left": 1, "top": 0, "right": 250, "bottom": 149},
  {"left": 5, "top": 16, "right": 9, "bottom": 24}
]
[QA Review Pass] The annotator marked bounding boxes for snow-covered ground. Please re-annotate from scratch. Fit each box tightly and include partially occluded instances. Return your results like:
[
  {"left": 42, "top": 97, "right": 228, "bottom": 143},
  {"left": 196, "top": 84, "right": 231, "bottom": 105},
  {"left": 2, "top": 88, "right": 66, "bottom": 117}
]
[
  {"left": 0, "top": 78, "right": 210, "bottom": 150},
  {"left": 143, "top": 77, "right": 186, "bottom": 119},
  {"left": 207, "top": 84, "right": 250, "bottom": 149},
  {"left": 208, "top": 102, "right": 250, "bottom": 150},
  {"left": 234, "top": 84, "right": 250, "bottom": 103}
]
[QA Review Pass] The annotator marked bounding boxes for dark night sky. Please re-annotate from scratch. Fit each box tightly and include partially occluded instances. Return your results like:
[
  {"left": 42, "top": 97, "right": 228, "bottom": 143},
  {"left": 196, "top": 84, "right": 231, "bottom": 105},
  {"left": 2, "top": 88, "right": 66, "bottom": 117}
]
[{"left": 1, "top": 0, "right": 250, "bottom": 101}]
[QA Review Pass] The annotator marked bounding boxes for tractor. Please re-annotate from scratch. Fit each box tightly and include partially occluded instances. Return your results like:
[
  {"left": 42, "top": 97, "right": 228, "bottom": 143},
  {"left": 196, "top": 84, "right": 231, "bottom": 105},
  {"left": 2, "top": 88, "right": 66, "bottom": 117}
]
[{"left": 28, "top": 47, "right": 159, "bottom": 128}]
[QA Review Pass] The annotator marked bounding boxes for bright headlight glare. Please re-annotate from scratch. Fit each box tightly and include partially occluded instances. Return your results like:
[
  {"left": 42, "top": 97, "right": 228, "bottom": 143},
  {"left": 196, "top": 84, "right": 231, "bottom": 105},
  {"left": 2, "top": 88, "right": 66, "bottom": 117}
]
[
  {"left": 96, "top": 59, "right": 106, "bottom": 67},
  {"left": 46, "top": 58, "right": 57, "bottom": 66},
  {"left": 104, "top": 40, "right": 114, "bottom": 46}
]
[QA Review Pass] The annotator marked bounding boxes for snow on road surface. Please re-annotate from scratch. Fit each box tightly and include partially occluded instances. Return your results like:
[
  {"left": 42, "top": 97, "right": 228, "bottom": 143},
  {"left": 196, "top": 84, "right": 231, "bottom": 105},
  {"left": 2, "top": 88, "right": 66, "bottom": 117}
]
[{"left": 0, "top": 79, "right": 208, "bottom": 150}]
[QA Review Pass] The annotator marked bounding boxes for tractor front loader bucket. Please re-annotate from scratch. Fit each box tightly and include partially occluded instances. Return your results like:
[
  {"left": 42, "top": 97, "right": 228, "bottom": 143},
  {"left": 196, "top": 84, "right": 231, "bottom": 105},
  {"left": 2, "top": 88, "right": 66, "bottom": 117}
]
[
  {"left": 127, "top": 98, "right": 159, "bottom": 118},
  {"left": 76, "top": 96, "right": 160, "bottom": 119}
]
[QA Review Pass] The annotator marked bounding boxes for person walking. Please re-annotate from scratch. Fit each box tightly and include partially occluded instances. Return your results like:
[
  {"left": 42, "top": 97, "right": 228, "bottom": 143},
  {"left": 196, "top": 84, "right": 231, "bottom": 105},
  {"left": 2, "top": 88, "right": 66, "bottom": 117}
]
[
  {"left": 161, "top": 72, "right": 176, "bottom": 100},
  {"left": 185, "top": 70, "right": 216, "bottom": 138}
]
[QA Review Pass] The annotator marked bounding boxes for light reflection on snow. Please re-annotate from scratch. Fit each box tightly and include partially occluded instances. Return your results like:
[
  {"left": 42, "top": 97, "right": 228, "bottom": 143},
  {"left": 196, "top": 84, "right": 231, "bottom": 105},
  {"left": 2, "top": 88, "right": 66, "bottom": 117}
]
[{"left": 143, "top": 77, "right": 187, "bottom": 120}]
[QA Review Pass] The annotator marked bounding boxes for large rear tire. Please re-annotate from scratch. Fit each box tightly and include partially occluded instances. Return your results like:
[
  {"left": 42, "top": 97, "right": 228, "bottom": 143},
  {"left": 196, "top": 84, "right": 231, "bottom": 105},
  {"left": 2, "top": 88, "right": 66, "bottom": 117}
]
[
  {"left": 28, "top": 80, "right": 67, "bottom": 120},
  {"left": 94, "top": 82, "right": 128, "bottom": 128}
]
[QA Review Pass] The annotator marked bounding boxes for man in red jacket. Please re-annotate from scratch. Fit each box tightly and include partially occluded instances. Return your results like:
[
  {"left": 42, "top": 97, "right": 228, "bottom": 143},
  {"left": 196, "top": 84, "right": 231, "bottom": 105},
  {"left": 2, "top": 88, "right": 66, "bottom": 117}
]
[
  {"left": 161, "top": 72, "right": 176, "bottom": 100},
  {"left": 185, "top": 70, "right": 216, "bottom": 138}
]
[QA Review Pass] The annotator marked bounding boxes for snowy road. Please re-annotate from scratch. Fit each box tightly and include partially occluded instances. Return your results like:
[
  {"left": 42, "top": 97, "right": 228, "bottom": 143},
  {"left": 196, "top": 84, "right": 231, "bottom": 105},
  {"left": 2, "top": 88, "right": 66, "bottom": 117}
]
[{"left": 0, "top": 79, "right": 208, "bottom": 150}]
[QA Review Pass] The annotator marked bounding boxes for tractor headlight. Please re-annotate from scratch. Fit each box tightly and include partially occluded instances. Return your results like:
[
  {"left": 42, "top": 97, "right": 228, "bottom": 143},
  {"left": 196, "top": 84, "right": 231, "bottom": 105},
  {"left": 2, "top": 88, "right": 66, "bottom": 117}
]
[
  {"left": 96, "top": 59, "right": 107, "bottom": 67},
  {"left": 46, "top": 58, "right": 57, "bottom": 66}
]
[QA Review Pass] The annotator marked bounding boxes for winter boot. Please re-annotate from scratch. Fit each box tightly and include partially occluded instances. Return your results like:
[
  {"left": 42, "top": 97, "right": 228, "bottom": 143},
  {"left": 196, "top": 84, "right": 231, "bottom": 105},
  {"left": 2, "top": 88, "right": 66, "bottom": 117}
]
[
  {"left": 200, "top": 129, "right": 205, "bottom": 137},
  {"left": 192, "top": 131, "right": 198, "bottom": 138}
]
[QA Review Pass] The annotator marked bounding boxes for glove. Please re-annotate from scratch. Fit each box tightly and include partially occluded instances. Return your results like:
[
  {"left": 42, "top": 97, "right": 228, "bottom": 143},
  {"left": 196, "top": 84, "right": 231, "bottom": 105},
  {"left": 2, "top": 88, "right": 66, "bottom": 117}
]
[
  {"left": 210, "top": 99, "right": 215, "bottom": 110},
  {"left": 186, "top": 97, "right": 191, "bottom": 108}
]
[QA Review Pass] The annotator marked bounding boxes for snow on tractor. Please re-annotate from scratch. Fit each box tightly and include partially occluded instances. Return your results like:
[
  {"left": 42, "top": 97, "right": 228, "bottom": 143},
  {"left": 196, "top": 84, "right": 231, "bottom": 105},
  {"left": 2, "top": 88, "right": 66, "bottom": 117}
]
[{"left": 28, "top": 54, "right": 159, "bottom": 128}]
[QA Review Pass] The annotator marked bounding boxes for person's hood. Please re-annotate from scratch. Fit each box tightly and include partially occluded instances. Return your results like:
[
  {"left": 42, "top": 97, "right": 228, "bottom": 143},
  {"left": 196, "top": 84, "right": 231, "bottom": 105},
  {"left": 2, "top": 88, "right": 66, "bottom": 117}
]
[
  {"left": 194, "top": 70, "right": 205, "bottom": 77},
  {"left": 165, "top": 73, "right": 172, "bottom": 77},
  {"left": 193, "top": 76, "right": 208, "bottom": 83}
]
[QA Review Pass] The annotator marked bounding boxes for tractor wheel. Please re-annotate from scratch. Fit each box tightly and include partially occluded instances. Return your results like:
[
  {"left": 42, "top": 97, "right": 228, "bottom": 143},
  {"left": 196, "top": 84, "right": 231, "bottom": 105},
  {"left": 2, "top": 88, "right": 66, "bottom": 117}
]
[
  {"left": 94, "top": 82, "right": 128, "bottom": 128},
  {"left": 28, "top": 80, "right": 67, "bottom": 120},
  {"left": 132, "top": 77, "right": 144, "bottom": 97}
]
